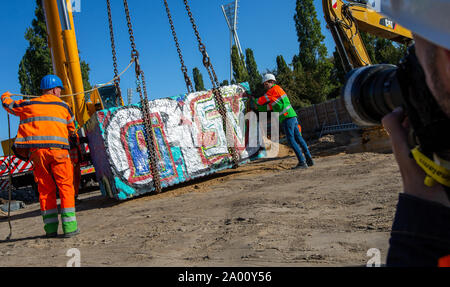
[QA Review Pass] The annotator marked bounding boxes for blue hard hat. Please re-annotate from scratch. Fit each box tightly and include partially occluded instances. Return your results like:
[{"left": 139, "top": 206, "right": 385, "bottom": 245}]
[{"left": 40, "top": 75, "right": 65, "bottom": 90}]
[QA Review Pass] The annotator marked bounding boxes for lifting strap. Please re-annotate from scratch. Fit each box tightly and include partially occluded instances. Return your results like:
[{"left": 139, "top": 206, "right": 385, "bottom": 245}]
[
  {"left": 182, "top": 0, "right": 240, "bottom": 168},
  {"left": 122, "top": 0, "right": 162, "bottom": 194}
]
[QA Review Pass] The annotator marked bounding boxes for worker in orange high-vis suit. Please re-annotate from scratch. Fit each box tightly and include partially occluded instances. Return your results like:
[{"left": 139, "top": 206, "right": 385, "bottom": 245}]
[{"left": 2, "top": 75, "right": 80, "bottom": 238}]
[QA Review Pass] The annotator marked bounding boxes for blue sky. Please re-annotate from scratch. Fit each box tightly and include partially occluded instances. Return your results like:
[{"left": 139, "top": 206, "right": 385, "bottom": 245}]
[{"left": 0, "top": 0, "right": 335, "bottom": 149}]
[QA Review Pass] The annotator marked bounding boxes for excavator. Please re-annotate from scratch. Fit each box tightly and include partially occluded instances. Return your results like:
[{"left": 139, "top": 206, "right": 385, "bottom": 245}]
[
  {"left": 321, "top": 0, "right": 413, "bottom": 149},
  {"left": 323, "top": 0, "right": 413, "bottom": 72}
]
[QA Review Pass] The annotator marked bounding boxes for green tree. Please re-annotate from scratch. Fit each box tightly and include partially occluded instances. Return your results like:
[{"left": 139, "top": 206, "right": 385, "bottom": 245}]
[
  {"left": 18, "top": 0, "right": 53, "bottom": 96},
  {"left": 328, "top": 48, "right": 347, "bottom": 99},
  {"left": 361, "top": 31, "right": 407, "bottom": 64},
  {"left": 245, "top": 48, "right": 263, "bottom": 96},
  {"left": 81, "top": 61, "right": 92, "bottom": 91},
  {"left": 231, "top": 45, "right": 249, "bottom": 84},
  {"left": 293, "top": 0, "right": 328, "bottom": 70},
  {"left": 275, "top": 56, "right": 296, "bottom": 100},
  {"left": 193, "top": 67, "right": 205, "bottom": 91},
  {"left": 293, "top": 0, "right": 335, "bottom": 105},
  {"left": 19, "top": 0, "right": 92, "bottom": 96}
]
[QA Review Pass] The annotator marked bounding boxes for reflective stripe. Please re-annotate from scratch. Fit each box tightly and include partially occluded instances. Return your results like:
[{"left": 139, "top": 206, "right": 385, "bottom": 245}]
[
  {"left": 67, "top": 116, "right": 75, "bottom": 124},
  {"left": 62, "top": 216, "right": 77, "bottom": 223},
  {"left": 15, "top": 136, "right": 69, "bottom": 144},
  {"left": 14, "top": 143, "right": 70, "bottom": 149},
  {"left": 281, "top": 105, "right": 292, "bottom": 115},
  {"left": 272, "top": 94, "right": 287, "bottom": 105},
  {"left": 44, "top": 217, "right": 59, "bottom": 224},
  {"left": 14, "top": 101, "right": 73, "bottom": 116},
  {"left": 41, "top": 208, "right": 58, "bottom": 216},
  {"left": 264, "top": 94, "right": 270, "bottom": 102},
  {"left": 3, "top": 102, "right": 17, "bottom": 115},
  {"left": 7, "top": 102, "right": 15, "bottom": 111},
  {"left": 20, "top": 116, "right": 70, "bottom": 125},
  {"left": 61, "top": 208, "right": 76, "bottom": 214}
]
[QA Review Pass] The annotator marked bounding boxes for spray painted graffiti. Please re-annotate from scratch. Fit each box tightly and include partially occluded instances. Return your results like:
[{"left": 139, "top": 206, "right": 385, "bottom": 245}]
[{"left": 86, "top": 84, "right": 266, "bottom": 200}]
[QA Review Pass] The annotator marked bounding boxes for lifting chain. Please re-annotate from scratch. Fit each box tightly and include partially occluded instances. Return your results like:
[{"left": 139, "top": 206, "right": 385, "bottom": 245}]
[
  {"left": 163, "top": 0, "right": 194, "bottom": 94},
  {"left": 123, "top": 0, "right": 162, "bottom": 194},
  {"left": 182, "top": 0, "right": 240, "bottom": 168},
  {"left": 106, "top": 0, "right": 124, "bottom": 106}
]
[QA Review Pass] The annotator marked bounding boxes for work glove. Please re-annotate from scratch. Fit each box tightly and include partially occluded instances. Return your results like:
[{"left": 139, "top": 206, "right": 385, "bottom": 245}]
[{"left": 1, "top": 91, "right": 12, "bottom": 100}]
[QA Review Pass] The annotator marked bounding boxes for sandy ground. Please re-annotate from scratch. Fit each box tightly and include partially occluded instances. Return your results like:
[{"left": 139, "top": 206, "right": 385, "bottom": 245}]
[{"left": 0, "top": 134, "right": 402, "bottom": 267}]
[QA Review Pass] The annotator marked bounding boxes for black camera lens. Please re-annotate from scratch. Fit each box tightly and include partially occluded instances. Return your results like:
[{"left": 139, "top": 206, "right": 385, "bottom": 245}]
[{"left": 342, "top": 64, "right": 404, "bottom": 126}]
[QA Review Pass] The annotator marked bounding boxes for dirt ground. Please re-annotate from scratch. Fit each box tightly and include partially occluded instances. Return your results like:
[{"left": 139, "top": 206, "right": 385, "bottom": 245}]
[{"left": 0, "top": 134, "right": 402, "bottom": 267}]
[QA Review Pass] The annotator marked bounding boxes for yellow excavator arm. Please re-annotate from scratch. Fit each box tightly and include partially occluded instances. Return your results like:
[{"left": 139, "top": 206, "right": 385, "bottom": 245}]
[{"left": 323, "top": 0, "right": 413, "bottom": 72}]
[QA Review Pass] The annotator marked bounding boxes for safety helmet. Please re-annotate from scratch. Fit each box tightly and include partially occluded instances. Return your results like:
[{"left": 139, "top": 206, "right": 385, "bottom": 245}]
[
  {"left": 381, "top": 0, "right": 450, "bottom": 50},
  {"left": 40, "top": 75, "right": 65, "bottom": 90},
  {"left": 262, "top": 73, "right": 276, "bottom": 83}
]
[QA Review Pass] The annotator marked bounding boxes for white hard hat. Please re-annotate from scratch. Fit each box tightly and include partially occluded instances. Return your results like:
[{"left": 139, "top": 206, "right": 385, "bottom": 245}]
[
  {"left": 262, "top": 74, "right": 276, "bottom": 83},
  {"left": 381, "top": 0, "right": 450, "bottom": 50}
]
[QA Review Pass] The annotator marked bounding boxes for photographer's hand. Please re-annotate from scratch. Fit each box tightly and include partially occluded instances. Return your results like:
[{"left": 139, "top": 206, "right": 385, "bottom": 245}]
[{"left": 382, "top": 107, "right": 450, "bottom": 207}]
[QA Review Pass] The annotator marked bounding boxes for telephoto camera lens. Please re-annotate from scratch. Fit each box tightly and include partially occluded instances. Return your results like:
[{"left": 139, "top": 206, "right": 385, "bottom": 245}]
[{"left": 341, "top": 64, "right": 404, "bottom": 127}]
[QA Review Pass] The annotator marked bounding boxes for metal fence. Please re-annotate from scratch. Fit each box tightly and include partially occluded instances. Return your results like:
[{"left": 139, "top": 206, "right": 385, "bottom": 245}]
[{"left": 297, "top": 97, "right": 359, "bottom": 138}]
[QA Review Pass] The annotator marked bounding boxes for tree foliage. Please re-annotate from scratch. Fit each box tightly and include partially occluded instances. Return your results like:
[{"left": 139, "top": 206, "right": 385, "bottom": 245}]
[
  {"left": 231, "top": 45, "right": 249, "bottom": 84},
  {"left": 360, "top": 32, "right": 407, "bottom": 65},
  {"left": 192, "top": 67, "right": 205, "bottom": 91},
  {"left": 18, "top": 0, "right": 92, "bottom": 96},
  {"left": 291, "top": 0, "right": 336, "bottom": 106},
  {"left": 244, "top": 48, "right": 264, "bottom": 97},
  {"left": 293, "top": 0, "right": 328, "bottom": 70},
  {"left": 18, "top": 0, "right": 53, "bottom": 96}
]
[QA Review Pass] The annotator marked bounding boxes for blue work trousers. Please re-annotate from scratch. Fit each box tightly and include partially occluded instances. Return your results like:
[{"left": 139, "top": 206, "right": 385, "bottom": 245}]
[{"left": 281, "top": 117, "right": 312, "bottom": 164}]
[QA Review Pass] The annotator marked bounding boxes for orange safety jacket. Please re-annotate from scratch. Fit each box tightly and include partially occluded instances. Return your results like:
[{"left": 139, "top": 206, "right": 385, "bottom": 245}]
[
  {"left": 439, "top": 255, "right": 450, "bottom": 267},
  {"left": 256, "top": 84, "right": 297, "bottom": 123},
  {"left": 2, "top": 92, "right": 76, "bottom": 152}
]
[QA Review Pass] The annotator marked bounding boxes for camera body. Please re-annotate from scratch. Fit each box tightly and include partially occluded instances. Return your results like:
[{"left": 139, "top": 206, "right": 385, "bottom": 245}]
[{"left": 342, "top": 45, "right": 450, "bottom": 155}]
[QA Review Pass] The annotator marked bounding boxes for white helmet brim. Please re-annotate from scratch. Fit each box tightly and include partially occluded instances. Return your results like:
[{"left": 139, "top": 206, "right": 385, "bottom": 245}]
[{"left": 381, "top": 0, "right": 450, "bottom": 50}]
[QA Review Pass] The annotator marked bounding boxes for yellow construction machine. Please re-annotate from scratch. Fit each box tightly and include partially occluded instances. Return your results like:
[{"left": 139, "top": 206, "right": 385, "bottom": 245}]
[
  {"left": 322, "top": 0, "right": 413, "bottom": 151},
  {"left": 42, "top": 0, "right": 107, "bottom": 127},
  {"left": 1, "top": 0, "right": 109, "bottom": 194},
  {"left": 323, "top": 0, "right": 413, "bottom": 72}
]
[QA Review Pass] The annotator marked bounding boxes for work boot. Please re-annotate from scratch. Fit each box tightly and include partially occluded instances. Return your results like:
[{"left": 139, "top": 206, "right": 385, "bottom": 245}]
[
  {"left": 63, "top": 229, "right": 80, "bottom": 238},
  {"left": 292, "top": 162, "right": 308, "bottom": 170},
  {"left": 306, "top": 157, "right": 315, "bottom": 167},
  {"left": 45, "top": 232, "right": 58, "bottom": 238}
]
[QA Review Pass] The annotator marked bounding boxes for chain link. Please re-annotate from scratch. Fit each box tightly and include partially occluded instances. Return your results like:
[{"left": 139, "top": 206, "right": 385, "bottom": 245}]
[
  {"left": 123, "top": 0, "right": 162, "bottom": 194},
  {"left": 106, "top": 0, "right": 124, "bottom": 106},
  {"left": 163, "top": 0, "right": 194, "bottom": 94},
  {"left": 183, "top": 0, "right": 240, "bottom": 168}
]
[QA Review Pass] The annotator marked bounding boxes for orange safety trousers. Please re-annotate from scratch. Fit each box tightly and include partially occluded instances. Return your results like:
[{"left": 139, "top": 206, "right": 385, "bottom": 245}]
[{"left": 31, "top": 148, "right": 78, "bottom": 234}]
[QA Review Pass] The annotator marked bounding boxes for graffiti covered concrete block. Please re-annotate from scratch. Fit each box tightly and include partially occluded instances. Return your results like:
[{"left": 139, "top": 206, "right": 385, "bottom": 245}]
[{"left": 85, "top": 84, "right": 265, "bottom": 200}]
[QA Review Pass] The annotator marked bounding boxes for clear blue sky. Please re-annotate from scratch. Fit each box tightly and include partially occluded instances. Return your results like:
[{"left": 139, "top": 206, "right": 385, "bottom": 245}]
[{"left": 0, "top": 0, "right": 335, "bottom": 151}]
